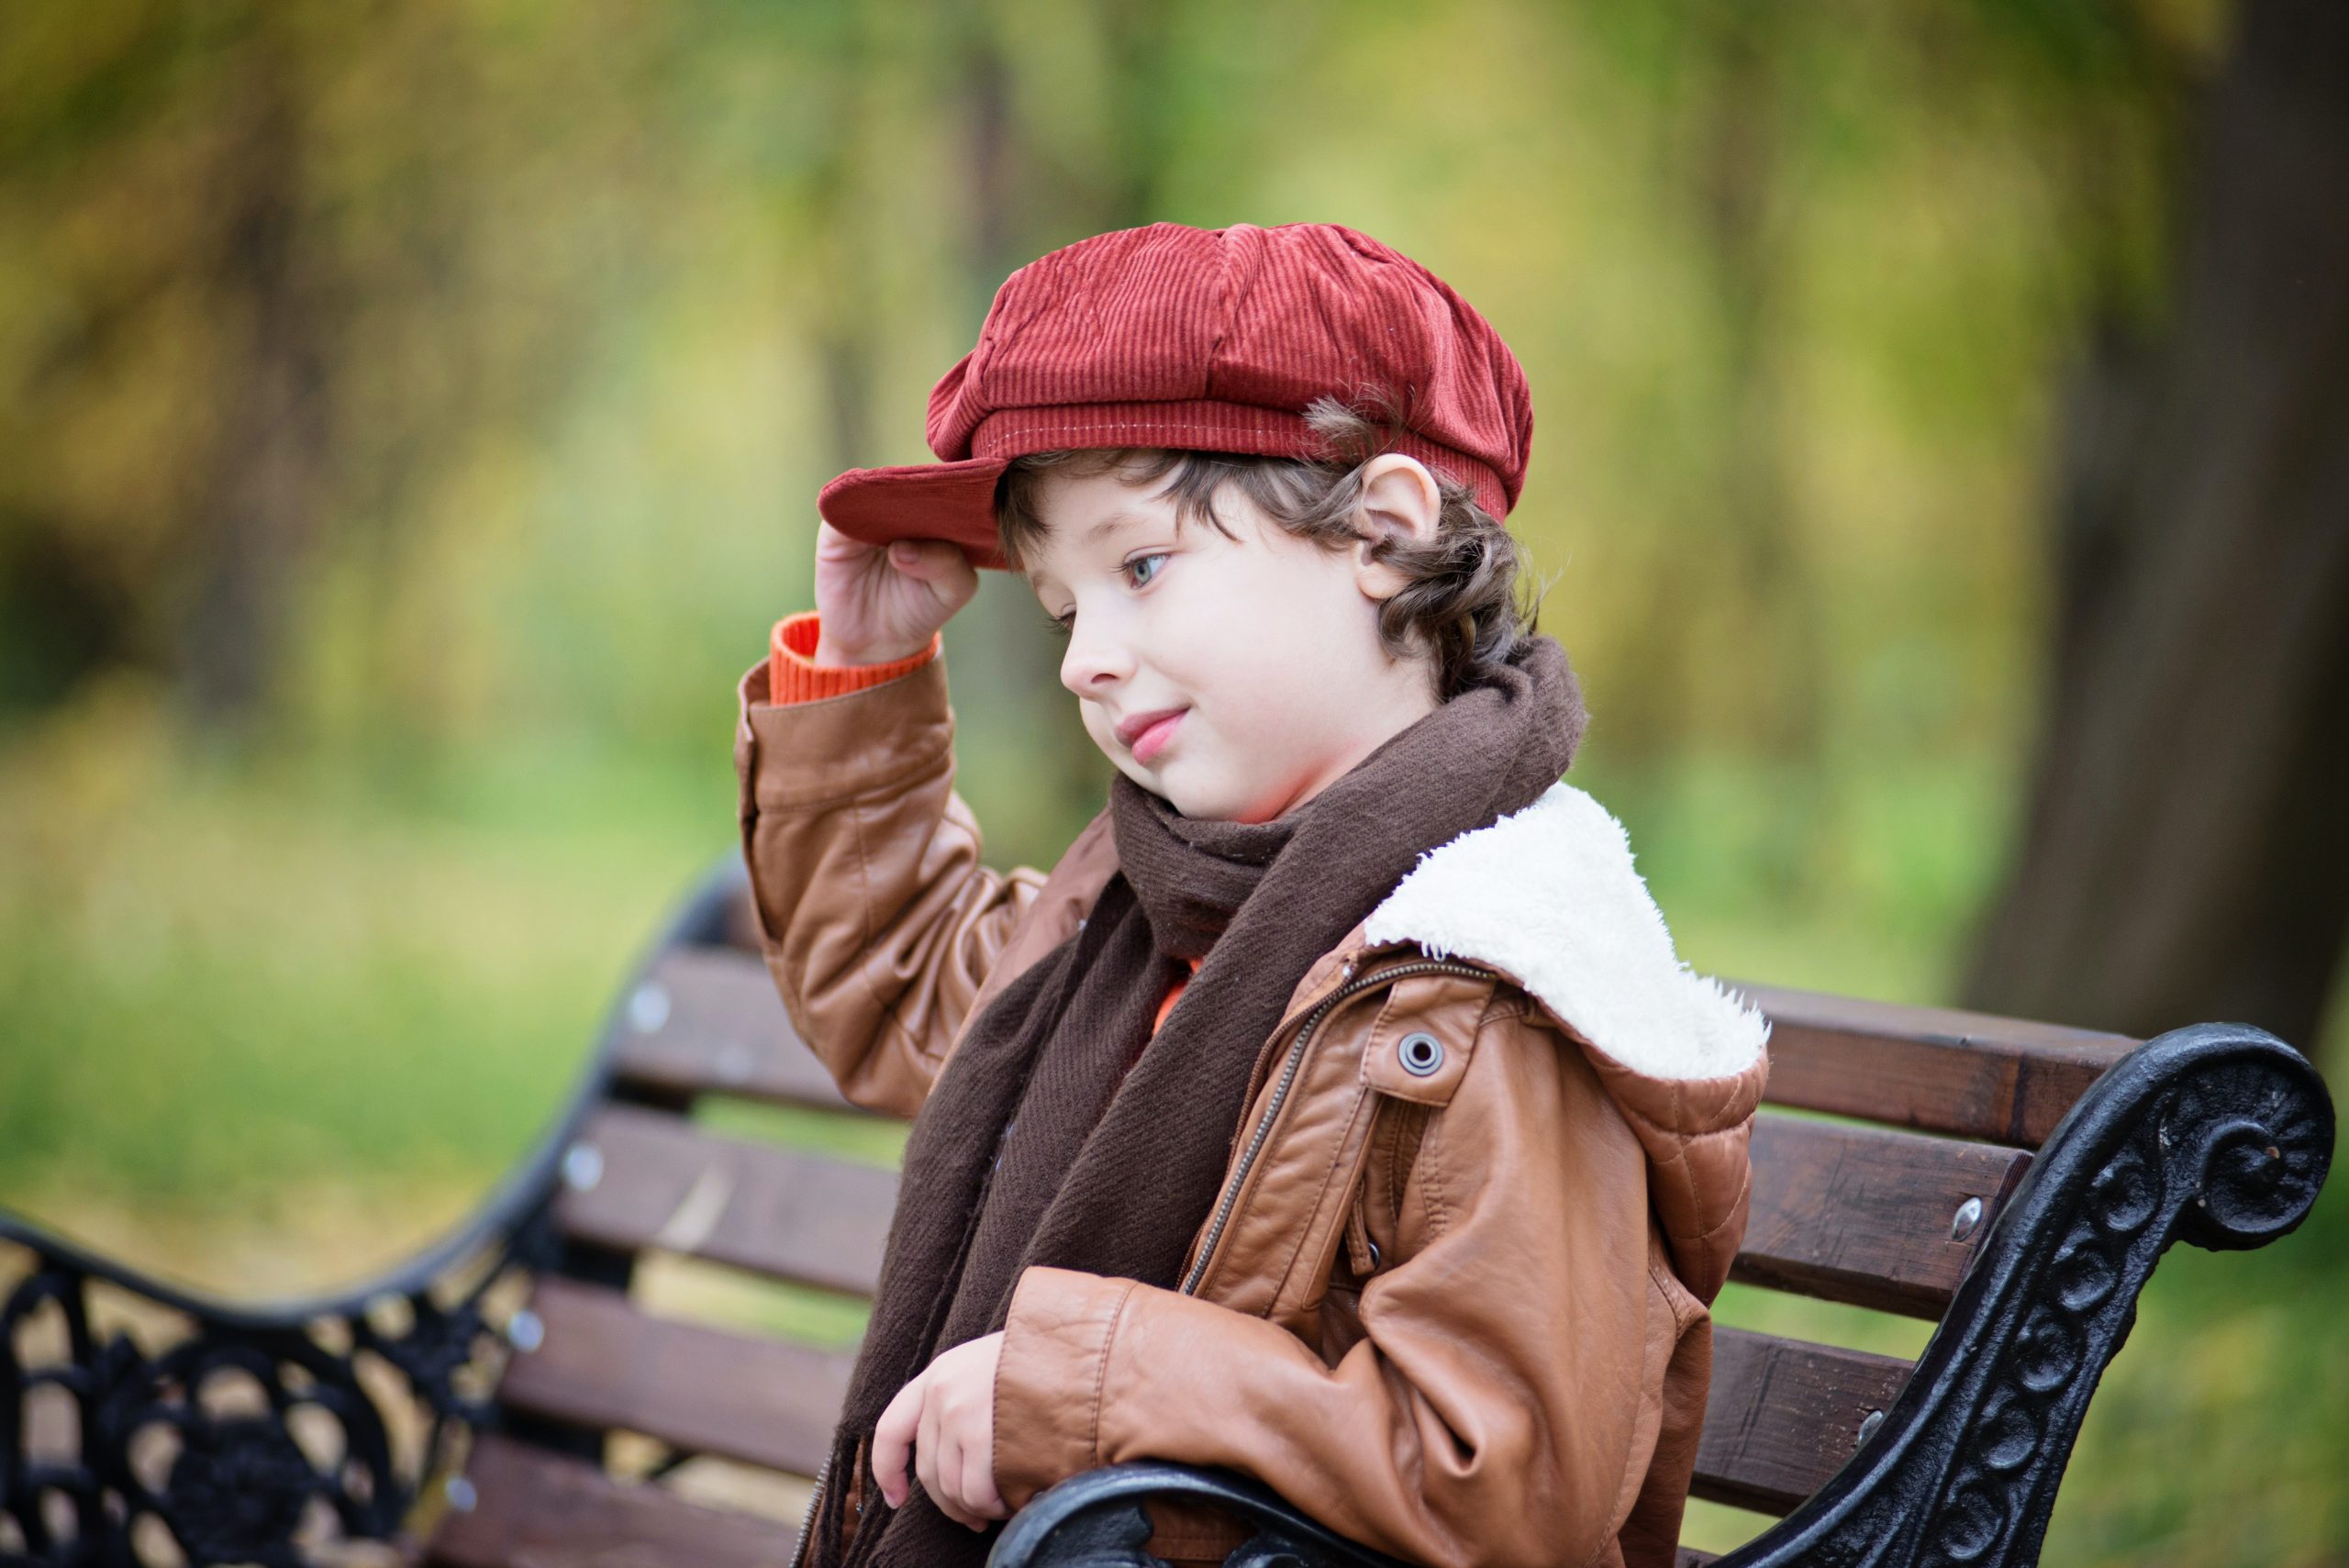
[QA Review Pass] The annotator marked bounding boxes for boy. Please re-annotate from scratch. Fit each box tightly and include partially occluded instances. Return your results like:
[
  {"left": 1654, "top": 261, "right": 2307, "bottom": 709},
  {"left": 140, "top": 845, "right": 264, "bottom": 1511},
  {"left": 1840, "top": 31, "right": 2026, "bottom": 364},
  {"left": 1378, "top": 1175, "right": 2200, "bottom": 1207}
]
[{"left": 736, "top": 222, "right": 1770, "bottom": 1568}]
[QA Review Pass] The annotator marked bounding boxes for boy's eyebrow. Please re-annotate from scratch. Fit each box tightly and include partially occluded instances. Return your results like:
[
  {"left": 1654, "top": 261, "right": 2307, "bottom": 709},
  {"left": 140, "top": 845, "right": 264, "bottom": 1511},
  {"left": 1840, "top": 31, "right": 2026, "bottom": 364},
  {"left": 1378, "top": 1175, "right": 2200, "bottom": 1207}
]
[{"left": 1024, "top": 509, "right": 1147, "bottom": 590}]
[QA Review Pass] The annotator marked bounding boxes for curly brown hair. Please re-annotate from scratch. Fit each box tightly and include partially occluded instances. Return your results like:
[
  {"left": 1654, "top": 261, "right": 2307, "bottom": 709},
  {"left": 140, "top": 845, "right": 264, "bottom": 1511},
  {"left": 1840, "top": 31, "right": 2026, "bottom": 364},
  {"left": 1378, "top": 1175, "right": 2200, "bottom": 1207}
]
[{"left": 993, "top": 393, "right": 1547, "bottom": 702}]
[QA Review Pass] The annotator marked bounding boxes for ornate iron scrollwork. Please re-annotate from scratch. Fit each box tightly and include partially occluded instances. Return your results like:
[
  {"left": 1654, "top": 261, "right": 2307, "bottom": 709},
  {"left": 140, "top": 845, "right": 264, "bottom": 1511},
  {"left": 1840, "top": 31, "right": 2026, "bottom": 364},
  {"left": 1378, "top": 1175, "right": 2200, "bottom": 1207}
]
[
  {"left": 1717, "top": 1024, "right": 2331, "bottom": 1568},
  {"left": 985, "top": 1023, "right": 2333, "bottom": 1568},
  {"left": 1, "top": 1205, "right": 558, "bottom": 1567}
]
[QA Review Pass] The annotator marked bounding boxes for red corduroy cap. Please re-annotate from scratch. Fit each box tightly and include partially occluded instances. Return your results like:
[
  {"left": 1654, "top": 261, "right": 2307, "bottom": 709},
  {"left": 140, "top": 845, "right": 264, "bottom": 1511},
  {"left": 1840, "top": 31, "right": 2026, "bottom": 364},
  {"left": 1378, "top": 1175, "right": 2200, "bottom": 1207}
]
[{"left": 817, "top": 222, "right": 1533, "bottom": 572}]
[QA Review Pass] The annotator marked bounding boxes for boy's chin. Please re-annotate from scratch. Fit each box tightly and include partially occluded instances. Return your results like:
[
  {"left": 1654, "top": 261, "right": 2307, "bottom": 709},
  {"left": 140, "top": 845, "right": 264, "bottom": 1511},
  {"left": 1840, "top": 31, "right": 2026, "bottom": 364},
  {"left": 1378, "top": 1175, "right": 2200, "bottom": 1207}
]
[
  {"left": 1125, "top": 767, "right": 1218, "bottom": 819},
  {"left": 1104, "top": 758, "right": 1177, "bottom": 806},
  {"left": 1111, "top": 760, "right": 1284, "bottom": 825},
  {"left": 1160, "top": 780, "right": 1290, "bottom": 826}
]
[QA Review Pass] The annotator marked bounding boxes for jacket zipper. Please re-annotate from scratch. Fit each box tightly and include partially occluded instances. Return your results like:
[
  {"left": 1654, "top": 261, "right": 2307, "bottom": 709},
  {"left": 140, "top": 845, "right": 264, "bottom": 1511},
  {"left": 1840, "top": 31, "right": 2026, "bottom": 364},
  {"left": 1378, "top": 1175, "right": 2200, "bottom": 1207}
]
[
  {"left": 788, "top": 1454, "right": 831, "bottom": 1568},
  {"left": 1178, "top": 956, "right": 1489, "bottom": 1296},
  {"left": 792, "top": 955, "right": 1487, "bottom": 1561}
]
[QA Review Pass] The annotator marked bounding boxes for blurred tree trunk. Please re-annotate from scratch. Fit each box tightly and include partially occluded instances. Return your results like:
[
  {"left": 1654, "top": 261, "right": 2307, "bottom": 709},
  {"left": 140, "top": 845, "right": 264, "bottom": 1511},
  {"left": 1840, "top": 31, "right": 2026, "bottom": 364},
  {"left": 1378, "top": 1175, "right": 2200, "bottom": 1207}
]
[
  {"left": 1698, "top": 6, "right": 1820, "bottom": 766},
  {"left": 175, "top": 24, "right": 334, "bottom": 732},
  {"left": 955, "top": 36, "right": 1108, "bottom": 841},
  {"left": 804, "top": 10, "right": 881, "bottom": 490},
  {"left": 1961, "top": 0, "right": 2349, "bottom": 1049},
  {"left": 943, "top": 2, "right": 1174, "bottom": 853}
]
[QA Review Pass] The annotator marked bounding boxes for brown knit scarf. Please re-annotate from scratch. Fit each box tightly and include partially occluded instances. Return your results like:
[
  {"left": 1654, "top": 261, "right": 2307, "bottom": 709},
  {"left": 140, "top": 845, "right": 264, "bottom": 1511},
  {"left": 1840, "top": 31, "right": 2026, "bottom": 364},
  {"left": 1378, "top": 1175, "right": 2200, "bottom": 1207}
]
[{"left": 805, "top": 633, "right": 1588, "bottom": 1568}]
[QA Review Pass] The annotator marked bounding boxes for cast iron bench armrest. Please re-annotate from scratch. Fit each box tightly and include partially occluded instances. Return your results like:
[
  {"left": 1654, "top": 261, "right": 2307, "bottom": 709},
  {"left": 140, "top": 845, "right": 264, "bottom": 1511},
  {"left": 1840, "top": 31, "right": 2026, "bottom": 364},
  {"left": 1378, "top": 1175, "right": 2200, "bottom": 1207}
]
[
  {"left": 986, "top": 1021, "right": 2334, "bottom": 1568},
  {"left": 991, "top": 1462, "right": 1410, "bottom": 1568}
]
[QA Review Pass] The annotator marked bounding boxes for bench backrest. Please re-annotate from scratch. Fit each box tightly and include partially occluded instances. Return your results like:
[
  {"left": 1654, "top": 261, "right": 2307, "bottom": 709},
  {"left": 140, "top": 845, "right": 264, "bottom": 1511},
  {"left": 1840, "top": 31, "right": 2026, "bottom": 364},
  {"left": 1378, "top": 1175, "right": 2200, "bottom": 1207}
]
[{"left": 429, "top": 875, "right": 2139, "bottom": 1568}]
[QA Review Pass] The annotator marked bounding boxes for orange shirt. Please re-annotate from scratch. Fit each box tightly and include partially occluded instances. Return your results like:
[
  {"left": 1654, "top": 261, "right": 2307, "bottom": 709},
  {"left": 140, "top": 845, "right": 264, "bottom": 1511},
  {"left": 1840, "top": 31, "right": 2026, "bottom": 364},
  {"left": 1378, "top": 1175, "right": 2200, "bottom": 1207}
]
[
  {"left": 766, "top": 611, "right": 1197, "bottom": 1033},
  {"left": 1152, "top": 954, "right": 1205, "bottom": 1034}
]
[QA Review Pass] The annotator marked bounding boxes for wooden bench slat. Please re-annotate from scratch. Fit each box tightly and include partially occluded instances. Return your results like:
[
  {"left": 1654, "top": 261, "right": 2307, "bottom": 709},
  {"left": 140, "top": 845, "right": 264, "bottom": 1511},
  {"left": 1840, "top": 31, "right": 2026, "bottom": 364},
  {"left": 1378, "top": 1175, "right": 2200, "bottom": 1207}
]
[
  {"left": 431, "top": 1431, "right": 792, "bottom": 1568},
  {"left": 1732, "top": 980, "right": 2135, "bottom": 1147},
  {"left": 645, "top": 942, "right": 2137, "bottom": 1152},
  {"left": 642, "top": 933, "right": 2137, "bottom": 1151},
  {"left": 1691, "top": 1327, "right": 1915, "bottom": 1516},
  {"left": 555, "top": 1104, "right": 896, "bottom": 1296},
  {"left": 485, "top": 1297, "right": 1905, "bottom": 1550},
  {"left": 610, "top": 949, "right": 878, "bottom": 1116},
  {"left": 716, "top": 886, "right": 765, "bottom": 957},
  {"left": 1733, "top": 1113, "right": 2032, "bottom": 1318},
  {"left": 496, "top": 1277, "right": 853, "bottom": 1474},
  {"left": 484, "top": 1299, "right": 1902, "bottom": 1548},
  {"left": 559, "top": 1106, "right": 2021, "bottom": 1319}
]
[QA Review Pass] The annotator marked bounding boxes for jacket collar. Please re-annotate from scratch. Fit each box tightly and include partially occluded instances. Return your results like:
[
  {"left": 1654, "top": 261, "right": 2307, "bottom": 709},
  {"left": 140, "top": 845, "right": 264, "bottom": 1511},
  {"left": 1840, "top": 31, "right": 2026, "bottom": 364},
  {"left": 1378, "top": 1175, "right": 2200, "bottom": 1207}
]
[
  {"left": 1361, "top": 780, "right": 1770, "bottom": 1084},
  {"left": 1023, "top": 781, "right": 1770, "bottom": 1090}
]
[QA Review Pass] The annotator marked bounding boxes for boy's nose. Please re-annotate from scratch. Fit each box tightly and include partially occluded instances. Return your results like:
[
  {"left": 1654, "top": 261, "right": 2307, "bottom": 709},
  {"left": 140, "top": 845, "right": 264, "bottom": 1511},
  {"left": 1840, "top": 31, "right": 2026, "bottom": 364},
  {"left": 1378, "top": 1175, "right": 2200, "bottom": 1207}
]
[{"left": 1059, "top": 628, "right": 1136, "bottom": 695}]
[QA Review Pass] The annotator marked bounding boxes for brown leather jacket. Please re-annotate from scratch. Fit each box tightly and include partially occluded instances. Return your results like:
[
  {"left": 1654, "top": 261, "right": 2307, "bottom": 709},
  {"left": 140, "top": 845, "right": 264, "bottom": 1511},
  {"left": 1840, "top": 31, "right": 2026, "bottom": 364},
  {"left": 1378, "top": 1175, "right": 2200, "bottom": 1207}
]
[{"left": 736, "top": 648, "right": 1771, "bottom": 1568}]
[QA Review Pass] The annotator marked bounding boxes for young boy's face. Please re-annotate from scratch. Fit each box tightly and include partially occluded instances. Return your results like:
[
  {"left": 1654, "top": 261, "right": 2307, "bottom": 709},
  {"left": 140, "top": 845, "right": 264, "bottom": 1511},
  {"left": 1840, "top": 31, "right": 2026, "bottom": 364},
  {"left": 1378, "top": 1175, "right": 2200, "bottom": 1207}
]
[{"left": 1021, "top": 460, "right": 1442, "bottom": 824}]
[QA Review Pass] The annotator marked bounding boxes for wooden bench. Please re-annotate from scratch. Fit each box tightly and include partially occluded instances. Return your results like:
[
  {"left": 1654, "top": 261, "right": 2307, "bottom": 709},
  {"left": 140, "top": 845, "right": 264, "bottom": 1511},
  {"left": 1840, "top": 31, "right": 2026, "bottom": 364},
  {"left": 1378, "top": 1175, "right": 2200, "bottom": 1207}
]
[{"left": 0, "top": 857, "right": 2332, "bottom": 1568}]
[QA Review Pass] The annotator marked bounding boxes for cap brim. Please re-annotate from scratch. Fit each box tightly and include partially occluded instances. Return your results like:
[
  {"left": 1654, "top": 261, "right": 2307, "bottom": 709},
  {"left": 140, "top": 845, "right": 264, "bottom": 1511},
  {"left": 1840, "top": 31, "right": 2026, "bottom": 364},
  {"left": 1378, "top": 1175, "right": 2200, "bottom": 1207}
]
[{"left": 818, "top": 458, "right": 1014, "bottom": 573}]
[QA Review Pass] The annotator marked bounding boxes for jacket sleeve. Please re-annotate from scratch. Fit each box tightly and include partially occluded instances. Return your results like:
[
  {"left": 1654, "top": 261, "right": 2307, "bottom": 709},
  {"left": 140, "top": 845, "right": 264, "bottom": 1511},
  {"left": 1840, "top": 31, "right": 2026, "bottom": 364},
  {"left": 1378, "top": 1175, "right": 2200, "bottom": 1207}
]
[
  {"left": 736, "top": 612, "right": 1050, "bottom": 1118},
  {"left": 988, "top": 998, "right": 1689, "bottom": 1568}
]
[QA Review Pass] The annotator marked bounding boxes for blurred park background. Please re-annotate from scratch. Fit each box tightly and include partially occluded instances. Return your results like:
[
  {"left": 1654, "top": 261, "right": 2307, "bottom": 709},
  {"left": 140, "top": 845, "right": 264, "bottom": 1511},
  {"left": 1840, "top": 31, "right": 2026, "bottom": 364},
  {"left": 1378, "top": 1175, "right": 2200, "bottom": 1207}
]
[{"left": 2, "top": 0, "right": 2343, "bottom": 1562}]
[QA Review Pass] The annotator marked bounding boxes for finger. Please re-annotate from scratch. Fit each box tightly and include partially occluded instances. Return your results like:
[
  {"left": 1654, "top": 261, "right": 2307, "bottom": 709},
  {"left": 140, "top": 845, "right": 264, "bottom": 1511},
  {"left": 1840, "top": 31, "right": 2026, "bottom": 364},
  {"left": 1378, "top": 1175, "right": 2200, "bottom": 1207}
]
[
  {"left": 959, "top": 1432, "right": 1008, "bottom": 1522},
  {"left": 914, "top": 1381, "right": 944, "bottom": 1512},
  {"left": 929, "top": 1430, "right": 974, "bottom": 1529},
  {"left": 913, "top": 1391, "right": 987, "bottom": 1530},
  {"left": 890, "top": 537, "right": 979, "bottom": 591},
  {"left": 814, "top": 519, "right": 883, "bottom": 565},
  {"left": 929, "top": 1426, "right": 985, "bottom": 1531},
  {"left": 934, "top": 1422, "right": 978, "bottom": 1530},
  {"left": 873, "top": 1377, "right": 922, "bottom": 1508},
  {"left": 886, "top": 537, "right": 948, "bottom": 573}
]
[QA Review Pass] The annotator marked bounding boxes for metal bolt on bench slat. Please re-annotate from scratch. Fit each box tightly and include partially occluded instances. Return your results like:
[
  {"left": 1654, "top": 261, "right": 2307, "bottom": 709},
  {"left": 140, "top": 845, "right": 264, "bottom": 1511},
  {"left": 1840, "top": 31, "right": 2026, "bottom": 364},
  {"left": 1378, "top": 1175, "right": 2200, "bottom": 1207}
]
[
  {"left": 1950, "top": 1195, "right": 1984, "bottom": 1240},
  {"left": 716, "top": 1040, "right": 753, "bottom": 1085},
  {"left": 507, "top": 1309, "right": 545, "bottom": 1353},
  {"left": 629, "top": 982, "right": 672, "bottom": 1033},
  {"left": 562, "top": 1142, "right": 604, "bottom": 1193}
]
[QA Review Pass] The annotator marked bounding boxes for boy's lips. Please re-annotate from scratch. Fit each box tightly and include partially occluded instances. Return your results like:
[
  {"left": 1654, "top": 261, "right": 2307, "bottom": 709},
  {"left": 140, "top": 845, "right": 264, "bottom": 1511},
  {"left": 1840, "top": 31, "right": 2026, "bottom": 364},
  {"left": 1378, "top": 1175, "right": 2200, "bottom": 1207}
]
[
  {"left": 1130, "top": 711, "right": 1185, "bottom": 764},
  {"left": 1113, "top": 704, "right": 1193, "bottom": 746}
]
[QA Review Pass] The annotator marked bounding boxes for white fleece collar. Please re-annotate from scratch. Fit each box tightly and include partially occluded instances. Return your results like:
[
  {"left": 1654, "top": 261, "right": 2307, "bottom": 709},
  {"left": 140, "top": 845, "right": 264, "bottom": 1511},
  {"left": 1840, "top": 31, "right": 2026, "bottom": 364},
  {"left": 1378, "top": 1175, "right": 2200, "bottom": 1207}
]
[{"left": 1362, "top": 781, "right": 1770, "bottom": 1083}]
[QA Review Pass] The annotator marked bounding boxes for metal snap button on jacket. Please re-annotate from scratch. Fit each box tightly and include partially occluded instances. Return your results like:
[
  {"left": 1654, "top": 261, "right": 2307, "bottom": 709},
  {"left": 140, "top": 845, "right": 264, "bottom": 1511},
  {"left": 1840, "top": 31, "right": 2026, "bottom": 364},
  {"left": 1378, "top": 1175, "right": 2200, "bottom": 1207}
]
[{"left": 1397, "top": 1031, "right": 1444, "bottom": 1077}]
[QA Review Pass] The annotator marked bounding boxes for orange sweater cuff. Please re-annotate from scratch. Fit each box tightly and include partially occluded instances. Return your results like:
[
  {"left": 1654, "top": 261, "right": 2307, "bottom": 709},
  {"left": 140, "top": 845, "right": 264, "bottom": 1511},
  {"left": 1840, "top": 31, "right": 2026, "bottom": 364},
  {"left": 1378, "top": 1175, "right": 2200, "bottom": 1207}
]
[{"left": 767, "top": 611, "right": 941, "bottom": 705}]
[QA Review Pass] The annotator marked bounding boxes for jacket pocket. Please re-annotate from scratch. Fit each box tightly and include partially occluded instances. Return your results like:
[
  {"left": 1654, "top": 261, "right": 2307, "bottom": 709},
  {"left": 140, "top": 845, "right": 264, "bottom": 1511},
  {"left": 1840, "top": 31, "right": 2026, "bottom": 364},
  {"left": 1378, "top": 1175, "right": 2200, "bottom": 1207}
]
[
  {"left": 1346, "top": 1095, "right": 1433, "bottom": 1277},
  {"left": 1243, "top": 970, "right": 1493, "bottom": 1323},
  {"left": 1342, "top": 971, "right": 1490, "bottom": 1276}
]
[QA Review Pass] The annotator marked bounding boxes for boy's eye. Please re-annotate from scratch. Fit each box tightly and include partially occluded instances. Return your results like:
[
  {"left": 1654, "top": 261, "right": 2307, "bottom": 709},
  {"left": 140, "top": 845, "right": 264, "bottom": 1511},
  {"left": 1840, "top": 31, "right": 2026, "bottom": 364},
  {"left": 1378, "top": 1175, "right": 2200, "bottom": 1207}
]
[{"left": 1040, "top": 555, "right": 1162, "bottom": 639}]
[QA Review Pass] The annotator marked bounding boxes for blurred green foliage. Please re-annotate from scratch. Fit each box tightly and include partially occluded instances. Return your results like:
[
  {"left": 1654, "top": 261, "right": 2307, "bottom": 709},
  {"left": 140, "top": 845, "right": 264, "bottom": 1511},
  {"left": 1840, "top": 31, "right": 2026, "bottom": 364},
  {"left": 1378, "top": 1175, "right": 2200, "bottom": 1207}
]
[{"left": 2, "top": 1, "right": 2340, "bottom": 1564}]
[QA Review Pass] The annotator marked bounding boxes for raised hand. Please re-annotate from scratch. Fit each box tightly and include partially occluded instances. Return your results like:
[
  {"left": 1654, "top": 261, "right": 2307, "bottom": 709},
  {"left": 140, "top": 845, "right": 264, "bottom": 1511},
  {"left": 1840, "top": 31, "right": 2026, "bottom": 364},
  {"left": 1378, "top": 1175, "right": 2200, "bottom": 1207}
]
[{"left": 812, "top": 520, "right": 981, "bottom": 666}]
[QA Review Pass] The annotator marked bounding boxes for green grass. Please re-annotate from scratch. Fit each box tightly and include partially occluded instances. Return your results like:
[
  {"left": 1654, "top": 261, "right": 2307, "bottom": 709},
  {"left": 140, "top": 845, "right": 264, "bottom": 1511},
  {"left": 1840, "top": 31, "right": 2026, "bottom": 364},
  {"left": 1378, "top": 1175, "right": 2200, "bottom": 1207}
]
[{"left": 0, "top": 697, "right": 728, "bottom": 1281}]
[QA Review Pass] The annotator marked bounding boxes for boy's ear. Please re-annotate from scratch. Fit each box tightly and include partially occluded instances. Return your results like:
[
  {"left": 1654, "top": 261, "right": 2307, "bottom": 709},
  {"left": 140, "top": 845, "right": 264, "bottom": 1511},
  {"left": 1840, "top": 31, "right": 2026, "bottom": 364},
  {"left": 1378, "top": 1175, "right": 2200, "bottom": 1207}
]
[{"left": 1353, "top": 454, "right": 1442, "bottom": 602}]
